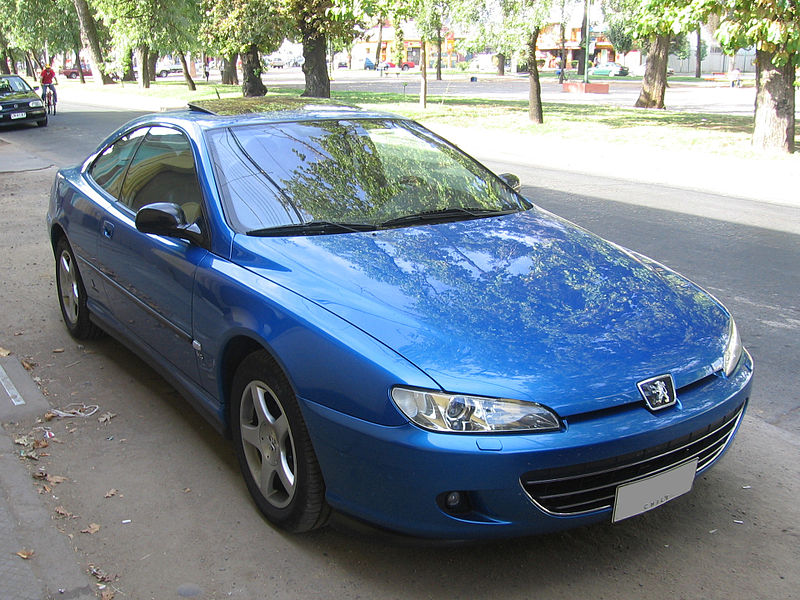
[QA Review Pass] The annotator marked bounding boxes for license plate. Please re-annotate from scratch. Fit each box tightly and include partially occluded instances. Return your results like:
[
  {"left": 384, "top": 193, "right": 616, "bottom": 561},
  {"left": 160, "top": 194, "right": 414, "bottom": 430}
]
[
  {"left": 10, "top": 112, "right": 26, "bottom": 119},
  {"left": 612, "top": 459, "right": 698, "bottom": 523}
]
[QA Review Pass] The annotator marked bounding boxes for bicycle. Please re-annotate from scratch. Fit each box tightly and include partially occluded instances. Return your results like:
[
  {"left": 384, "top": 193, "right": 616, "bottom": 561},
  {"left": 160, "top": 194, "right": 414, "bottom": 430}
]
[{"left": 45, "top": 86, "right": 56, "bottom": 115}]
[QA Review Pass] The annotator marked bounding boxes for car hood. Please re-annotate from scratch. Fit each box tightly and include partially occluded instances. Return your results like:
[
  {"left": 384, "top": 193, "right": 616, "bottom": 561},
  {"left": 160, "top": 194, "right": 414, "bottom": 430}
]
[{"left": 231, "top": 209, "right": 729, "bottom": 417}]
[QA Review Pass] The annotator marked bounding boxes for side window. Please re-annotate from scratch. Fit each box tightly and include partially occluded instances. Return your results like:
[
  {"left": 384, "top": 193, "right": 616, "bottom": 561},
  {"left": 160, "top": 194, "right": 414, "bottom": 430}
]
[
  {"left": 87, "top": 128, "right": 148, "bottom": 200},
  {"left": 120, "top": 126, "right": 203, "bottom": 221}
]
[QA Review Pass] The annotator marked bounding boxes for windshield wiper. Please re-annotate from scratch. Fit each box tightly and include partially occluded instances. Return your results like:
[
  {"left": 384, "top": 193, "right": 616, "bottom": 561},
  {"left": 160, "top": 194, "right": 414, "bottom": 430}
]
[
  {"left": 246, "top": 221, "right": 378, "bottom": 237},
  {"left": 380, "top": 207, "right": 518, "bottom": 229}
]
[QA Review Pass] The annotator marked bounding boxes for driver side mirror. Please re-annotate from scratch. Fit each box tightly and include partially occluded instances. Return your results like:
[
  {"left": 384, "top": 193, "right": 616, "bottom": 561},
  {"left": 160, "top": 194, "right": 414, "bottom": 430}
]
[{"left": 135, "top": 202, "right": 205, "bottom": 246}]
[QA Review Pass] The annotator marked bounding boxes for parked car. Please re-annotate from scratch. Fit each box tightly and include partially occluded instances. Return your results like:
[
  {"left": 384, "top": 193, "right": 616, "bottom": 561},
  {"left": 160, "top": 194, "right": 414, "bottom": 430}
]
[
  {"left": 269, "top": 57, "right": 285, "bottom": 69},
  {"left": 377, "top": 60, "right": 415, "bottom": 71},
  {"left": 364, "top": 57, "right": 376, "bottom": 70},
  {"left": 0, "top": 74, "right": 47, "bottom": 127},
  {"left": 590, "top": 62, "right": 629, "bottom": 76},
  {"left": 47, "top": 98, "right": 753, "bottom": 539},
  {"left": 156, "top": 63, "right": 183, "bottom": 78},
  {"left": 60, "top": 64, "right": 92, "bottom": 79}
]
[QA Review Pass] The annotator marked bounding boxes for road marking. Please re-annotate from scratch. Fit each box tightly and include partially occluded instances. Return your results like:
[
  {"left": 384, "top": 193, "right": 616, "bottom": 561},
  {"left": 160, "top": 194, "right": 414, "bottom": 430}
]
[{"left": 0, "top": 363, "right": 25, "bottom": 406}]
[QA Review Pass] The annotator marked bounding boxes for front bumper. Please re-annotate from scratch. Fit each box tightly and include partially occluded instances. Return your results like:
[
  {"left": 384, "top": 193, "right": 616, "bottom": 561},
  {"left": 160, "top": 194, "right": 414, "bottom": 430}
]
[{"left": 301, "top": 352, "right": 753, "bottom": 539}]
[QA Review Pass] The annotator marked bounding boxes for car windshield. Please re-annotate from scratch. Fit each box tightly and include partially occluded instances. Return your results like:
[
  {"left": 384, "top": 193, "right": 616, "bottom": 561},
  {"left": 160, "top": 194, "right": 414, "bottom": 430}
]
[
  {"left": 0, "top": 76, "right": 33, "bottom": 95},
  {"left": 206, "top": 118, "right": 530, "bottom": 234}
]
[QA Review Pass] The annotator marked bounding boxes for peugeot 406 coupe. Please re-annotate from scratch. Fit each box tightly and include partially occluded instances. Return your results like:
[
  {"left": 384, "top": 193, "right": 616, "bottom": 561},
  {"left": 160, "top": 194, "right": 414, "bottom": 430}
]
[{"left": 46, "top": 98, "right": 753, "bottom": 539}]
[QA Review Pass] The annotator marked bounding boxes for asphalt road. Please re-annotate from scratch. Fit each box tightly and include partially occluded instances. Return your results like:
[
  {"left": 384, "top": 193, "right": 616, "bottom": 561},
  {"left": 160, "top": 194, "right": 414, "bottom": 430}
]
[{"left": 0, "top": 102, "right": 798, "bottom": 599}]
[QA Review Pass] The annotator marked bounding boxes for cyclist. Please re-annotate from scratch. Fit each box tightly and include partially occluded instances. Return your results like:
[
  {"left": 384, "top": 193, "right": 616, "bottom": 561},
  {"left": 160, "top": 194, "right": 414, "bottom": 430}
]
[{"left": 40, "top": 64, "right": 58, "bottom": 107}]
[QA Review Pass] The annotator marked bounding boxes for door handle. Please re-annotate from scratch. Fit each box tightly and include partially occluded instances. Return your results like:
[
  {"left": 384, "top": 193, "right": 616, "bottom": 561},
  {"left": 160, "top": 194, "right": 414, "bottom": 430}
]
[{"left": 102, "top": 221, "right": 115, "bottom": 239}]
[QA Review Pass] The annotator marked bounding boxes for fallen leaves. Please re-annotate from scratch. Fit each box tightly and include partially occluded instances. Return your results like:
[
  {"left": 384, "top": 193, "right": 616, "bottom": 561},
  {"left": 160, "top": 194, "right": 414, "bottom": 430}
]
[
  {"left": 0, "top": 346, "right": 10, "bottom": 357},
  {"left": 104, "top": 488, "right": 118, "bottom": 498},
  {"left": 55, "top": 505, "right": 77, "bottom": 519},
  {"left": 81, "top": 523, "right": 101, "bottom": 535},
  {"left": 16, "top": 549, "right": 35, "bottom": 559},
  {"left": 97, "top": 411, "right": 116, "bottom": 425}
]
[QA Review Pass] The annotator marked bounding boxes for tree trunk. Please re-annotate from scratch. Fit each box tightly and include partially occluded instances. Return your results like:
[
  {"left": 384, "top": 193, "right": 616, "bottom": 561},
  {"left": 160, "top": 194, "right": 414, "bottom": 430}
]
[
  {"left": 635, "top": 34, "right": 670, "bottom": 109},
  {"left": 694, "top": 26, "right": 702, "bottom": 79},
  {"left": 436, "top": 30, "right": 442, "bottom": 80},
  {"left": 375, "top": 17, "right": 383, "bottom": 65},
  {"left": 558, "top": 23, "right": 566, "bottom": 84},
  {"left": 138, "top": 45, "right": 150, "bottom": 89},
  {"left": 121, "top": 48, "right": 136, "bottom": 82},
  {"left": 221, "top": 54, "right": 238, "bottom": 85},
  {"left": 0, "top": 33, "right": 11, "bottom": 75},
  {"left": 72, "top": 0, "right": 113, "bottom": 84},
  {"left": 177, "top": 52, "right": 196, "bottom": 91},
  {"left": 527, "top": 29, "right": 543, "bottom": 124},
  {"left": 753, "top": 50, "right": 796, "bottom": 153},
  {"left": 72, "top": 48, "right": 85, "bottom": 83},
  {"left": 241, "top": 44, "right": 265, "bottom": 97},
  {"left": 148, "top": 54, "right": 157, "bottom": 82},
  {"left": 419, "top": 42, "right": 427, "bottom": 108},
  {"left": 301, "top": 32, "right": 330, "bottom": 98},
  {"left": 578, "top": 6, "right": 588, "bottom": 75},
  {"left": 496, "top": 52, "right": 505, "bottom": 76}
]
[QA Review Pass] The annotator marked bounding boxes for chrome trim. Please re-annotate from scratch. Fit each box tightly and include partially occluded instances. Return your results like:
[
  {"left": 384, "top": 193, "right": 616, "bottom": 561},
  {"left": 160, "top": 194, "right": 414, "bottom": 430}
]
[{"left": 522, "top": 403, "right": 745, "bottom": 517}]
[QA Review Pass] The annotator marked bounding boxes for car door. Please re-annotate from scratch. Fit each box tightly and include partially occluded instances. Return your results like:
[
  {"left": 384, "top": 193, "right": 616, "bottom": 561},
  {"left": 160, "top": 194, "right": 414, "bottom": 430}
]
[{"left": 96, "top": 125, "right": 209, "bottom": 382}]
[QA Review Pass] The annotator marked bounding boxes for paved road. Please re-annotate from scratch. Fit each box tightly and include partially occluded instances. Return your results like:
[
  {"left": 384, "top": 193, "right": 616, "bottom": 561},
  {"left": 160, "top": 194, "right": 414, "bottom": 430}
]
[{"left": 0, "top": 102, "right": 798, "bottom": 599}]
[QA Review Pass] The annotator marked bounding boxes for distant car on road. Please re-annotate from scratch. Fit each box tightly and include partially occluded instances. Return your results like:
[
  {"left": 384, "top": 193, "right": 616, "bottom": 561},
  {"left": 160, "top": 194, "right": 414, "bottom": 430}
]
[
  {"left": 590, "top": 62, "right": 629, "bottom": 76},
  {"left": 60, "top": 64, "right": 92, "bottom": 79},
  {"left": 0, "top": 74, "right": 47, "bottom": 127},
  {"left": 269, "top": 57, "right": 285, "bottom": 69},
  {"left": 156, "top": 63, "right": 183, "bottom": 78},
  {"left": 377, "top": 60, "right": 415, "bottom": 71}
]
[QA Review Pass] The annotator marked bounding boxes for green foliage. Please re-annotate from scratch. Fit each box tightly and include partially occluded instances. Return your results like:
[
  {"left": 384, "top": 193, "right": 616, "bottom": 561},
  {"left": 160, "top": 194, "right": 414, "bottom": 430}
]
[
  {"left": 452, "top": 0, "right": 552, "bottom": 57},
  {"left": 202, "top": 0, "right": 287, "bottom": 58},
  {"left": 693, "top": 0, "right": 800, "bottom": 67},
  {"left": 605, "top": 17, "right": 635, "bottom": 55}
]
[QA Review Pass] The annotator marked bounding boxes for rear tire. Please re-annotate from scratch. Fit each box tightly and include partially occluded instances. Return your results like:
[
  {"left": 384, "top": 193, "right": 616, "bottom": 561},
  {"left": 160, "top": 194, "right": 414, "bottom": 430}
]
[
  {"left": 231, "top": 351, "right": 329, "bottom": 533},
  {"left": 55, "top": 238, "right": 105, "bottom": 340}
]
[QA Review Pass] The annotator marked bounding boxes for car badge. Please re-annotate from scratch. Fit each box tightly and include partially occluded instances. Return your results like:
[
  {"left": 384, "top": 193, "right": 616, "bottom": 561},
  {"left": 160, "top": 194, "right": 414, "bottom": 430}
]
[{"left": 637, "top": 374, "right": 677, "bottom": 411}]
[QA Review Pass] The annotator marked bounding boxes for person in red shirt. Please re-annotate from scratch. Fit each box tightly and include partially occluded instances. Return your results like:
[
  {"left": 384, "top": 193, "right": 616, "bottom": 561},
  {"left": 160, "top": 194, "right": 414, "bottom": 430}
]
[{"left": 40, "top": 64, "right": 58, "bottom": 105}]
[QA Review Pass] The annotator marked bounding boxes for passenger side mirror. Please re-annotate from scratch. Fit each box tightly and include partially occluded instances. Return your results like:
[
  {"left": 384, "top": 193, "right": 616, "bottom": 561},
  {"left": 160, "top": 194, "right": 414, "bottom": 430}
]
[
  {"left": 135, "top": 202, "right": 205, "bottom": 246},
  {"left": 498, "top": 173, "right": 521, "bottom": 193}
]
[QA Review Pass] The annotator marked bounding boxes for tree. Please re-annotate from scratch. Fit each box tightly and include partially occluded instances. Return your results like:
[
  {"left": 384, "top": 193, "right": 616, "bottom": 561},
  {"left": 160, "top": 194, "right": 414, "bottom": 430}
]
[
  {"left": 417, "top": 0, "right": 448, "bottom": 81},
  {"left": 288, "top": 0, "right": 359, "bottom": 98},
  {"left": 72, "top": 0, "right": 115, "bottom": 84},
  {"left": 694, "top": 0, "right": 798, "bottom": 153},
  {"left": 454, "top": 0, "right": 551, "bottom": 123},
  {"left": 202, "top": 0, "right": 287, "bottom": 96}
]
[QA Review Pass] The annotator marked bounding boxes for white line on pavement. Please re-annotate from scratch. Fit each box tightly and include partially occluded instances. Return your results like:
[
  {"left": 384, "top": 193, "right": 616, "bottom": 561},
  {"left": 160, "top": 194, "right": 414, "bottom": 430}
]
[{"left": 0, "top": 364, "right": 25, "bottom": 406}]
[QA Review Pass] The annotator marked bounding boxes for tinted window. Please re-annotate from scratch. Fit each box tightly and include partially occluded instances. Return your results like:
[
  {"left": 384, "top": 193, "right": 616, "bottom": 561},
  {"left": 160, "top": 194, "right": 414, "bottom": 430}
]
[
  {"left": 207, "top": 119, "right": 528, "bottom": 233},
  {"left": 0, "top": 76, "right": 33, "bottom": 94},
  {"left": 88, "top": 128, "right": 147, "bottom": 199},
  {"left": 120, "top": 127, "right": 203, "bottom": 219}
]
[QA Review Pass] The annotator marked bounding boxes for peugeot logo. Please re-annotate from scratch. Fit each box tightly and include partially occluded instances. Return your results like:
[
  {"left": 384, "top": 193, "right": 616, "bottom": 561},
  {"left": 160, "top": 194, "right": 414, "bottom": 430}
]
[{"left": 637, "top": 374, "right": 677, "bottom": 411}]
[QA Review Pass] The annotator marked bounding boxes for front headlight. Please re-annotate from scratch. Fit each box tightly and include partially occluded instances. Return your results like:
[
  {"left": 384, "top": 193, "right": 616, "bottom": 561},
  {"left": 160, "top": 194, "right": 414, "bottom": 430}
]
[
  {"left": 722, "top": 318, "right": 743, "bottom": 377},
  {"left": 391, "top": 387, "right": 561, "bottom": 433},
  {"left": 29, "top": 99, "right": 44, "bottom": 108}
]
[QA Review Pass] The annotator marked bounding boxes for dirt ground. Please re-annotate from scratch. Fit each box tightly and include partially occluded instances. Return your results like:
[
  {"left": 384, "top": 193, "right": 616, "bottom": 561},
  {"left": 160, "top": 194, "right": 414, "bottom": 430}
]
[{"left": 1, "top": 168, "right": 799, "bottom": 600}]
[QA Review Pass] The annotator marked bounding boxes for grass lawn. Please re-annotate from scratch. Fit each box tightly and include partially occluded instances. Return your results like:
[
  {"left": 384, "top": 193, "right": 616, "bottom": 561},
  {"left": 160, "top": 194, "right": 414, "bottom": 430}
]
[{"left": 61, "top": 79, "right": 795, "bottom": 160}]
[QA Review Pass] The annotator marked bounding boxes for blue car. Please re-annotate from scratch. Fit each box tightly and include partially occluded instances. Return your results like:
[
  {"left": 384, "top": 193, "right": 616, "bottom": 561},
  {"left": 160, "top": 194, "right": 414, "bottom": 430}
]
[{"left": 46, "top": 98, "right": 753, "bottom": 539}]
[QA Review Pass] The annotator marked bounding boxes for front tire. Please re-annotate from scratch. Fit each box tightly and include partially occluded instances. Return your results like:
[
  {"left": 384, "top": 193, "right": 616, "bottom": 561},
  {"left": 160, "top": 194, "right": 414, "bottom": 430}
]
[
  {"left": 55, "top": 238, "right": 104, "bottom": 339},
  {"left": 231, "top": 351, "right": 329, "bottom": 532},
  {"left": 37, "top": 117, "right": 48, "bottom": 127}
]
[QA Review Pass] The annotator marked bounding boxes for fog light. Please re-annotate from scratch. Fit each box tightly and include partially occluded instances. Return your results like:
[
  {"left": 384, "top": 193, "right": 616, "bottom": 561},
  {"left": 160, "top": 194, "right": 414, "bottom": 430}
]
[
  {"left": 438, "top": 490, "right": 471, "bottom": 514},
  {"left": 445, "top": 491, "right": 462, "bottom": 508}
]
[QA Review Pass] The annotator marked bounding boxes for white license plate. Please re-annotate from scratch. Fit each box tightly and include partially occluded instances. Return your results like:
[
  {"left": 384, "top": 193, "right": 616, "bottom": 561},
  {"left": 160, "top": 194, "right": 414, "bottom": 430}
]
[
  {"left": 612, "top": 458, "right": 698, "bottom": 523},
  {"left": 10, "top": 112, "right": 26, "bottom": 119}
]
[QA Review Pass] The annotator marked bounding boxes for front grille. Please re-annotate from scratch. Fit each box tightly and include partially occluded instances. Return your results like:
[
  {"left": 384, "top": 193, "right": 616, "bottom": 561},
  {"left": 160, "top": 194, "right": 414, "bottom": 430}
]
[{"left": 520, "top": 402, "right": 745, "bottom": 516}]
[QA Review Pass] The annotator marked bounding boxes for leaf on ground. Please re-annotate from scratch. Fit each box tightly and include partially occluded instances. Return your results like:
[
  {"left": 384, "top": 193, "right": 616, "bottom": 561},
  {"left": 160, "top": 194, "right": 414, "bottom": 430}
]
[
  {"left": 55, "top": 506, "right": 76, "bottom": 519},
  {"left": 88, "top": 564, "right": 114, "bottom": 582},
  {"left": 47, "top": 474, "right": 68, "bottom": 484},
  {"left": 33, "top": 439, "right": 49, "bottom": 449},
  {"left": 104, "top": 488, "right": 118, "bottom": 498},
  {"left": 52, "top": 348, "right": 65, "bottom": 353},
  {"left": 13, "top": 435, "right": 31, "bottom": 446},
  {"left": 43, "top": 411, "right": 57, "bottom": 421},
  {"left": 21, "top": 359, "right": 35, "bottom": 370},
  {"left": 101, "top": 590, "right": 115, "bottom": 600},
  {"left": 81, "top": 523, "right": 101, "bottom": 534},
  {"left": 0, "top": 346, "right": 10, "bottom": 357},
  {"left": 16, "top": 549, "right": 35, "bottom": 559},
  {"left": 97, "top": 412, "right": 116, "bottom": 425},
  {"left": 32, "top": 470, "right": 47, "bottom": 480}
]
